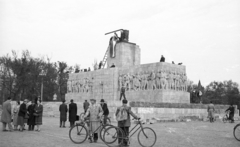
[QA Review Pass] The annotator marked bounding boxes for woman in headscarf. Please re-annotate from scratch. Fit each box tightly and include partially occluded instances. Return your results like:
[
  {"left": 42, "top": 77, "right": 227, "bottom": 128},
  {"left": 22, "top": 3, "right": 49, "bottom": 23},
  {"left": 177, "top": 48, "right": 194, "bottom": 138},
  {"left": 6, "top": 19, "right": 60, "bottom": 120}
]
[{"left": 13, "top": 101, "right": 20, "bottom": 130}]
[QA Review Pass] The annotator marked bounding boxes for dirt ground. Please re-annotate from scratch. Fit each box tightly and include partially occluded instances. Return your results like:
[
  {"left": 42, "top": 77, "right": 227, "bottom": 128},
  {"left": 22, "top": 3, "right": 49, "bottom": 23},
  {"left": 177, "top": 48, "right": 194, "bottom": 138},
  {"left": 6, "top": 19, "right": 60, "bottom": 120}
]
[{"left": 0, "top": 117, "right": 240, "bottom": 147}]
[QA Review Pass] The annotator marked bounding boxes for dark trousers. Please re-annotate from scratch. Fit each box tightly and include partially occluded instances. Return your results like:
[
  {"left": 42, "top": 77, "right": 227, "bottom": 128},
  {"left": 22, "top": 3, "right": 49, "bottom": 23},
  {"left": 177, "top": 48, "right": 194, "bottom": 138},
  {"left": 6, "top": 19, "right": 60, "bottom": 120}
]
[
  {"left": 60, "top": 121, "right": 66, "bottom": 127},
  {"left": 70, "top": 121, "right": 75, "bottom": 127},
  {"left": 119, "top": 127, "right": 129, "bottom": 146},
  {"left": 28, "top": 125, "right": 35, "bottom": 130},
  {"left": 93, "top": 133, "right": 98, "bottom": 141},
  {"left": 120, "top": 92, "right": 126, "bottom": 100},
  {"left": 229, "top": 113, "right": 234, "bottom": 122},
  {"left": 103, "top": 115, "right": 108, "bottom": 125}
]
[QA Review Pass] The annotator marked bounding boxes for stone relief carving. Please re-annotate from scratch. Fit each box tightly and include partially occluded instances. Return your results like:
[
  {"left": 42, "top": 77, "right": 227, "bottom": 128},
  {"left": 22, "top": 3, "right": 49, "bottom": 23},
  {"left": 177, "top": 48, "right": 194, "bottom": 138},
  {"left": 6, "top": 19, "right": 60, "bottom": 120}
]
[
  {"left": 67, "top": 77, "right": 94, "bottom": 93},
  {"left": 118, "top": 69, "right": 187, "bottom": 92}
]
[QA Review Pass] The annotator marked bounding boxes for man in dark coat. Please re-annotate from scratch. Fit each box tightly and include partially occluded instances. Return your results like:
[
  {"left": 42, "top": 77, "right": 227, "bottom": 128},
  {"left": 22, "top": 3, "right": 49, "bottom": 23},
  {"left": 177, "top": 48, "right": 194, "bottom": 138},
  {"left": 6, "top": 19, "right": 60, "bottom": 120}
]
[
  {"left": 115, "top": 99, "right": 139, "bottom": 146},
  {"left": 18, "top": 99, "right": 28, "bottom": 131},
  {"left": 83, "top": 100, "right": 90, "bottom": 113},
  {"left": 100, "top": 99, "right": 109, "bottom": 125},
  {"left": 1, "top": 97, "right": 13, "bottom": 131},
  {"left": 226, "top": 104, "right": 235, "bottom": 123},
  {"left": 27, "top": 100, "right": 36, "bottom": 131},
  {"left": 69, "top": 99, "right": 77, "bottom": 127},
  {"left": 59, "top": 100, "right": 68, "bottom": 128}
]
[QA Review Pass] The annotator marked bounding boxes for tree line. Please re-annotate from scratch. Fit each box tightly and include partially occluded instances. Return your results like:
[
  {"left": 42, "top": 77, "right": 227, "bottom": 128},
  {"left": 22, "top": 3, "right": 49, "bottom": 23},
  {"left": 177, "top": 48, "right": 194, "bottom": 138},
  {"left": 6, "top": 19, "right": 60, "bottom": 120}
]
[{"left": 0, "top": 50, "right": 75, "bottom": 103}]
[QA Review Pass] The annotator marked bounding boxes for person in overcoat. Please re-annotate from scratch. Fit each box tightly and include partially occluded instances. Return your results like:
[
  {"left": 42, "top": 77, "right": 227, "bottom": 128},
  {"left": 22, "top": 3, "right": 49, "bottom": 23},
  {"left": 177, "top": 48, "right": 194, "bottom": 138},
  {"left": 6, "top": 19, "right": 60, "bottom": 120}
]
[
  {"left": 13, "top": 101, "right": 20, "bottom": 130},
  {"left": 115, "top": 99, "right": 139, "bottom": 146},
  {"left": 207, "top": 101, "right": 215, "bottom": 123},
  {"left": 59, "top": 100, "right": 68, "bottom": 128},
  {"left": 84, "top": 99, "right": 103, "bottom": 143},
  {"left": 27, "top": 100, "right": 36, "bottom": 131},
  {"left": 1, "top": 97, "right": 13, "bottom": 131},
  {"left": 17, "top": 99, "right": 28, "bottom": 132},
  {"left": 69, "top": 99, "right": 77, "bottom": 127},
  {"left": 34, "top": 99, "right": 43, "bottom": 131},
  {"left": 83, "top": 100, "right": 90, "bottom": 113}
]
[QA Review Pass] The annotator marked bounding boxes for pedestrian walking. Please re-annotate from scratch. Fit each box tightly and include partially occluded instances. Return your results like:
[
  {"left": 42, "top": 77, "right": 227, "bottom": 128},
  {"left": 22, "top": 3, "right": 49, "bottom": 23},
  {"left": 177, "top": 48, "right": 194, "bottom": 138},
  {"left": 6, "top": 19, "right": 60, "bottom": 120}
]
[
  {"left": 59, "top": 100, "right": 68, "bottom": 128},
  {"left": 1, "top": 97, "right": 13, "bottom": 132}
]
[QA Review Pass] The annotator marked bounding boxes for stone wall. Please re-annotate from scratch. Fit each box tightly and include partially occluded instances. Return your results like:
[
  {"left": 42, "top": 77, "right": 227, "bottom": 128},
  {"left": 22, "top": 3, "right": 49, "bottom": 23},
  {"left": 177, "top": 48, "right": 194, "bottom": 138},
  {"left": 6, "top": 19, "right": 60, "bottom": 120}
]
[{"left": 66, "top": 62, "right": 189, "bottom": 104}]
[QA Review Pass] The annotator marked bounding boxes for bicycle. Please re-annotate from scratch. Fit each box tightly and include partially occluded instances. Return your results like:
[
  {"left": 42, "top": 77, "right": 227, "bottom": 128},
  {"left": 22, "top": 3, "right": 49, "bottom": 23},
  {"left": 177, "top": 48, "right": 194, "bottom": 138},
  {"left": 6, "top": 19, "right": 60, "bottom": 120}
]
[
  {"left": 69, "top": 116, "right": 113, "bottom": 144},
  {"left": 222, "top": 111, "right": 232, "bottom": 123},
  {"left": 79, "top": 112, "right": 111, "bottom": 124},
  {"left": 102, "top": 118, "right": 157, "bottom": 147},
  {"left": 233, "top": 123, "right": 240, "bottom": 141}
]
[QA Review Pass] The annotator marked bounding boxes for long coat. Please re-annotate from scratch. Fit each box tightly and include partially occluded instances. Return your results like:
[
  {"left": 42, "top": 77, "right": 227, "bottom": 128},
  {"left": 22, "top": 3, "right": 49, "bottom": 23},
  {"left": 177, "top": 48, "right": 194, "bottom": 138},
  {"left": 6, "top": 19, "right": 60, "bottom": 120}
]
[
  {"left": 85, "top": 104, "right": 103, "bottom": 133},
  {"left": 207, "top": 103, "right": 215, "bottom": 118},
  {"left": 0, "top": 100, "right": 12, "bottom": 123},
  {"left": 100, "top": 103, "right": 109, "bottom": 116},
  {"left": 34, "top": 104, "right": 43, "bottom": 125},
  {"left": 13, "top": 105, "right": 20, "bottom": 125},
  {"left": 69, "top": 103, "right": 77, "bottom": 122},
  {"left": 59, "top": 103, "right": 68, "bottom": 122},
  {"left": 27, "top": 104, "right": 36, "bottom": 125}
]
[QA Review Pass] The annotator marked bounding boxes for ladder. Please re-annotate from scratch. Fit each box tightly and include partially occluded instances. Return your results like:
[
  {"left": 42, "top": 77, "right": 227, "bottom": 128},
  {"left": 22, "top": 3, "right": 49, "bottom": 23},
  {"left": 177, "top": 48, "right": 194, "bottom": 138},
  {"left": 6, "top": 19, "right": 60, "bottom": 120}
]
[{"left": 101, "top": 46, "right": 109, "bottom": 68}]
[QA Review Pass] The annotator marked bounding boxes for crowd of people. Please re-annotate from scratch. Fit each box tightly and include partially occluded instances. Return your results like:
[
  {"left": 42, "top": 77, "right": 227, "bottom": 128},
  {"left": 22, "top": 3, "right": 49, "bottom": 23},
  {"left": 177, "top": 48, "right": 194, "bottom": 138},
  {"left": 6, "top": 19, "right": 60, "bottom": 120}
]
[{"left": 1, "top": 97, "right": 43, "bottom": 132}]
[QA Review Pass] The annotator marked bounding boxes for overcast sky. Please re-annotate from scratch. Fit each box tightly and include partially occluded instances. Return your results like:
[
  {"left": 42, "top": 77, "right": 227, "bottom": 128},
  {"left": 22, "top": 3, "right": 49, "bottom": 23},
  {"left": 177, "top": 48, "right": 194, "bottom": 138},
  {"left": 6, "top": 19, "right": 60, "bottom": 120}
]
[{"left": 0, "top": 0, "right": 240, "bottom": 86}]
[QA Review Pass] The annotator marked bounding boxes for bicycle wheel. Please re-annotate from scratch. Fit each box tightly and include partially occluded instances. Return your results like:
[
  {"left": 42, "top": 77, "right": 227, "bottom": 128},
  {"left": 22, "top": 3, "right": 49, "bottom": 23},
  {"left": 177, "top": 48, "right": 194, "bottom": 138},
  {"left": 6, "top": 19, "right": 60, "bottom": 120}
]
[
  {"left": 103, "top": 126, "right": 124, "bottom": 146},
  {"left": 69, "top": 125, "right": 88, "bottom": 144},
  {"left": 233, "top": 124, "right": 240, "bottom": 141},
  {"left": 138, "top": 127, "right": 157, "bottom": 147},
  {"left": 99, "top": 124, "right": 113, "bottom": 142}
]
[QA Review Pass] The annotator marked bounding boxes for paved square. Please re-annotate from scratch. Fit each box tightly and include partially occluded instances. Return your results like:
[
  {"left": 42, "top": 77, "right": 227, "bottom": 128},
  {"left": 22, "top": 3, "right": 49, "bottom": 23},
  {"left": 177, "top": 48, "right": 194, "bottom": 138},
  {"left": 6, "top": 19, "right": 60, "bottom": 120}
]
[{"left": 0, "top": 117, "right": 239, "bottom": 147}]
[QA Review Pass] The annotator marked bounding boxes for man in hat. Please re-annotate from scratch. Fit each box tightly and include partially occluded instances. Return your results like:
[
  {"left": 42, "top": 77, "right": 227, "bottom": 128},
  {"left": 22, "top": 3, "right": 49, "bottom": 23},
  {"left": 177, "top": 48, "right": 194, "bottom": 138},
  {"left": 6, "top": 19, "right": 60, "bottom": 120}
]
[
  {"left": 59, "top": 100, "right": 68, "bottom": 128},
  {"left": 100, "top": 99, "right": 109, "bottom": 125},
  {"left": 84, "top": 99, "right": 103, "bottom": 143},
  {"left": 1, "top": 97, "right": 13, "bottom": 132},
  {"left": 69, "top": 99, "right": 77, "bottom": 127}
]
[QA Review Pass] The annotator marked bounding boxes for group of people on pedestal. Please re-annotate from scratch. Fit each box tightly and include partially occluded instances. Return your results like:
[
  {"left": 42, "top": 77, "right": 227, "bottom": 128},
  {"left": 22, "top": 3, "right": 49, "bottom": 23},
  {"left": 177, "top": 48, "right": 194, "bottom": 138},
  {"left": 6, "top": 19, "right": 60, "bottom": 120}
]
[{"left": 1, "top": 97, "right": 43, "bottom": 132}]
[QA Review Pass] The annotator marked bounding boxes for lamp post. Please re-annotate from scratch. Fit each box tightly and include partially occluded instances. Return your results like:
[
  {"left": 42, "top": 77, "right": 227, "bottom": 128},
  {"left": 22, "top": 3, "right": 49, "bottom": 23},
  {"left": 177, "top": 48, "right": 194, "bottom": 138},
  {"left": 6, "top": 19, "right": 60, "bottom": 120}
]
[{"left": 40, "top": 69, "right": 47, "bottom": 102}]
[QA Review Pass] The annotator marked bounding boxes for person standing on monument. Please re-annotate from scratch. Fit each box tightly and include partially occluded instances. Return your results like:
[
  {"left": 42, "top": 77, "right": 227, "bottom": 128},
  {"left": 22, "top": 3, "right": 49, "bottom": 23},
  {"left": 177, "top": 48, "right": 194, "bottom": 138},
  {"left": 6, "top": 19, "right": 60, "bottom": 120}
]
[
  {"left": 69, "top": 99, "right": 77, "bottom": 127},
  {"left": 1, "top": 97, "right": 13, "bottom": 132},
  {"left": 207, "top": 101, "right": 215, "bottom": 123},
  {"left": 160, "top": 55, "right": 165, "bottom": 62},
  {"left": 59, "top": 100, "right": 68, "bottom": 128},
  {"left": 83, "top": 100, "right": 90, "bottom": 114},
  {"left": 84, "top": 99, "right": 103, "bottom": 143}
]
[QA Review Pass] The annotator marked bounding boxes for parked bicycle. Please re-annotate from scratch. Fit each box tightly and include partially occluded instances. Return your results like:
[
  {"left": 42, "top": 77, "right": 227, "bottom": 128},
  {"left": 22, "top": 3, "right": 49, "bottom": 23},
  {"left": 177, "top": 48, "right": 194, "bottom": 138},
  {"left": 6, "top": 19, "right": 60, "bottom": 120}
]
[
  {"left": 102, "top": 118, "right": 157, "bottom": 147},
  {"left": 222, "top": 111, "right": 231, "bottom": 123},
  {"left": 233, "top": 123, "right": 240, "bottom": 141},
  {"left": 79, "top": 112, "right": 111, "bottom": 124},
  {"left": 69, "top": 116, "right": 112, "bottom": 144}
]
